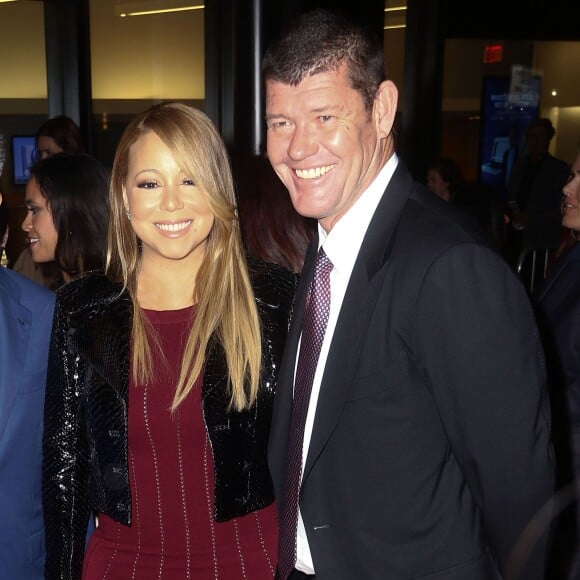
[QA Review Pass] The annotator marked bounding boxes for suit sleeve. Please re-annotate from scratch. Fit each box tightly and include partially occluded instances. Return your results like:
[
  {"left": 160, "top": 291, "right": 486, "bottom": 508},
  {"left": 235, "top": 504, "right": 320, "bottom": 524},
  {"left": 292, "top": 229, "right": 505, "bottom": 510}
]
[
  {"left": 415, "top": 242, "right": 555, "bottom": 578},
  {"left": 42, "top": 297, "right": 90, "bottom": 580}
]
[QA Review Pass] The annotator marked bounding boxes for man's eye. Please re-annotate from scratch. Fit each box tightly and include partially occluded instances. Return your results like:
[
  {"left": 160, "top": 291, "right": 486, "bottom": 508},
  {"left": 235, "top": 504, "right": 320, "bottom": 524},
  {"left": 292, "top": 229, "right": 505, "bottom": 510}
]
[
  {"left": 319, "top": 115, "right": 333, "bottom": 123},
  {"left": 269, "top": 120, "right": 289, "bottom": 129}
]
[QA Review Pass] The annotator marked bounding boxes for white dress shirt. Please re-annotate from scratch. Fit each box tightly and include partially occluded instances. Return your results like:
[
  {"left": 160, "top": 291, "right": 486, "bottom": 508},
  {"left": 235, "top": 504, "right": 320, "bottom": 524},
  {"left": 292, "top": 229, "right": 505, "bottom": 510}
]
[{"left": 295, "top": 154, "right": 399, "bottom": 574}]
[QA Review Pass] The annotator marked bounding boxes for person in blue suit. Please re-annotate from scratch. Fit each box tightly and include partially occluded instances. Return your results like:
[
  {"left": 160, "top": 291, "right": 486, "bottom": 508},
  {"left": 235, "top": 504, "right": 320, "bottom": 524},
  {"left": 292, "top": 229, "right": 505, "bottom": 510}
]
[
  {"left": 534, "top": 147, "right": 580, "bottom": 579},
  {"left": 0, "top": 192, "right": 55, "bottom": 579}
]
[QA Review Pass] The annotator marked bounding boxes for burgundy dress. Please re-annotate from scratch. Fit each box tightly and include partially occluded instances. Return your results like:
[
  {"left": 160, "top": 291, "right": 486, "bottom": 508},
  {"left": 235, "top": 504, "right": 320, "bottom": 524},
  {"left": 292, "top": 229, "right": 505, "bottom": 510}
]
[{"left": 82, "top": 306, "right": 278, "bottom": 579}]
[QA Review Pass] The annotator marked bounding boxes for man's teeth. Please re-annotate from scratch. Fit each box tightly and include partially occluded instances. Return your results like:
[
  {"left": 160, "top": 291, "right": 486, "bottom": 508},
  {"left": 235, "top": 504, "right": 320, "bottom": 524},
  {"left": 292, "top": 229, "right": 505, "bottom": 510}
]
[
  {"left": 156, "top": 221, "right": 192, "bottom": 232},
  {"left": 295, "top": 165, "right": 334, "bottom": 179}
]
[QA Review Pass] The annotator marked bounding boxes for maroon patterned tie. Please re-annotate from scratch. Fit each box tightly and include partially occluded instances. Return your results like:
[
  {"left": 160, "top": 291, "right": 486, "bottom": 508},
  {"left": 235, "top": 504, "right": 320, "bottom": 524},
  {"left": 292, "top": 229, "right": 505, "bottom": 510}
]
[{"left": 278, "top": 248, "right": 333, "bottom": 580}]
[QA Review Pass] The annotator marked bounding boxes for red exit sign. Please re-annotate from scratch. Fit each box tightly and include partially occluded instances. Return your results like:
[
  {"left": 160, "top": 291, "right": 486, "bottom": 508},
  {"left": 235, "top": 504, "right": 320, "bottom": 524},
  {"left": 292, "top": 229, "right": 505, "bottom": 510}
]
[{"left": 483, "top": 44, "right": 503, "bottom": 64}]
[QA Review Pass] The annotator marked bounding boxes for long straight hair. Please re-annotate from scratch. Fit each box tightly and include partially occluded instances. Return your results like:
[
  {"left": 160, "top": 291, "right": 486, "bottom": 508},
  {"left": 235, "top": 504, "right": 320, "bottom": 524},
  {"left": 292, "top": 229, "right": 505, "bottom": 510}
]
[
  {"left": 30, "top": 152, "right": 109, "bottom": 279},
  {"left": 107, "top": 102, "right": 262, "bottom": 411}
]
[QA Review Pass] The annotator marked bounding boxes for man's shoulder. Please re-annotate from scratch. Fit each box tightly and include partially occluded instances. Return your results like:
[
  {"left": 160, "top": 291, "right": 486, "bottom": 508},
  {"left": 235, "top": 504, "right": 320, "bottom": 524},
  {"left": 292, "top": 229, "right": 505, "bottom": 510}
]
[
  {"left": 546, "top": 154, "right": 569, "bottom": 170},
  {"left": 402, "top": 184, "right": 492, "bottom": 250},
  {"left": 0, "top": 267, "right": 54, "bottom": 309}
]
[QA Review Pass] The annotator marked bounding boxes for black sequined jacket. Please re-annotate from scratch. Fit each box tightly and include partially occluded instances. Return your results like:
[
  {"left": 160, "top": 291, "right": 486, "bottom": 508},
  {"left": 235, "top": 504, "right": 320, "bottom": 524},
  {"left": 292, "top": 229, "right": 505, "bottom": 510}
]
[{"left": 42, "top": 257, "right": 297, "bottom": 580}]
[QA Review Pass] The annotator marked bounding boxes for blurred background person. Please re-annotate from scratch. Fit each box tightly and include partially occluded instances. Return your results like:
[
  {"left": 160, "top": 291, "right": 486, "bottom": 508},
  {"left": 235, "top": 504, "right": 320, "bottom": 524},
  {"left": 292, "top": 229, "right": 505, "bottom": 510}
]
[
  {"left": 506, "top": 117, "right": 570, "bottom": 264},
  {"left": 426, "top": 156, "right": 464, "bottom": 203},
  {"left": 232, "top": 149, "right": 316, "bottom": 273},
  {"left": 0, "top": 190, "right": 55, "bottom": 580},
  {"left": 42, "top": 103, "right": 297, "bottom": 579},
  {"left": 12, "top": 115, "right": 85, "bottom": 287},
  {"left": 534, "top": 145, "right": 580, "bottom": 579},
  {"left": 21, "top": 152, "right": 109, "bottom": 288},
  {"left": 427, "top": 156, "right": 506, "bottom": 249},
  {"left": 35, "top": 114, "right": 85, "bottom": 159}
]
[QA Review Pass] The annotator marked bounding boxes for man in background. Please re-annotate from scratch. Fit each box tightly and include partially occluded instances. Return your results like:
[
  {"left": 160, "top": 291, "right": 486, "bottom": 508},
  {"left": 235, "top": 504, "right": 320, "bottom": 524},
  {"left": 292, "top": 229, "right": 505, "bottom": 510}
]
[
  {"left": 0, "top": 191, "right": 55, "bottom": 579},
  {"left": 506, "top": 117, "right": 570, "bottom": 263}
]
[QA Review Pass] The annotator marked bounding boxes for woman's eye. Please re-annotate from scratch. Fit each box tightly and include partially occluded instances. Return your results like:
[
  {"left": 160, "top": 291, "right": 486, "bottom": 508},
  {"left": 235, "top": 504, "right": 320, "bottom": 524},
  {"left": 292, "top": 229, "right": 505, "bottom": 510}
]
[
  {"left": 183, "top": 178, "right": 195, "bottom": 186},
  {"left": 26, "top": 206, "right": 38, "bottom": 215},
  {"left": 137, "top": 181, "right": 158, "bottom": 189}
]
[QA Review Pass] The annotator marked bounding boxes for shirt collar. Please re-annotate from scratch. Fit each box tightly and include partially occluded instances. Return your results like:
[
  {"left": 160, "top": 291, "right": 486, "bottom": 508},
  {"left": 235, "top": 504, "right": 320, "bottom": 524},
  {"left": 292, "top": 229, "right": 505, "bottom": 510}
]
[{"left": 320, "top": 154, "right": 398, "bottom": 275}]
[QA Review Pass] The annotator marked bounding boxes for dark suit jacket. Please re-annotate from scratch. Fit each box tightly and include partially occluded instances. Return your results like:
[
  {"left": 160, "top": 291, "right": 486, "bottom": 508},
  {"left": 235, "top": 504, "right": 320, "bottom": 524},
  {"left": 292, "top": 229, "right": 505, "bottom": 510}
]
[
  {"left": 533, "top": 243, "right": 580, "bottom": 578},
  {"left": 534, "top": 243, "right": 580, "bottom": 492},
  {"left": 269, "top": 162, "right": 555, "bottom": 580},
  {"left": 535, "top": 243, "right": 580, "bottom": 431},
  {"left": 0, "top": 267, "right": 55, "bottom": 579}
]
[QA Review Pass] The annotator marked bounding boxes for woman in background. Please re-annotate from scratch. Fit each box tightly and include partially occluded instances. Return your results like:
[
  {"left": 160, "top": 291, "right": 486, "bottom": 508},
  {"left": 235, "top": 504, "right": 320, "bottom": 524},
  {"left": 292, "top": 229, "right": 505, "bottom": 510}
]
[
  {"left": 232, "top": 149, "right": 316, "bottom": 273},
  {"left": 426, "top": 157, "right": 464, "bottom": 203},
  {"left": 21, "top": 152, "right": 109, "bottom": 287},
  {"left": 35, "top": 114, "right": 85, "bottom": 159},
  {"left": 42, "top": 102, "right": 297, "bottom": 579},
  {"left": 13, "top": 115, "right": 86, "bottom": 285},
  {"left": 534, "top": 147, "right": 580, "bottom": 579}
]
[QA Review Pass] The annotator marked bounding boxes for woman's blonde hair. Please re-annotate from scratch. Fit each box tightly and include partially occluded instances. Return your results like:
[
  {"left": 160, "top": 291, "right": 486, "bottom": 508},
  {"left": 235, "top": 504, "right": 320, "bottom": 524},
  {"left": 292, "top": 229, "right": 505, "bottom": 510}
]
[{"left": 107, "top": 102, "right": 262, "bottom": 411}]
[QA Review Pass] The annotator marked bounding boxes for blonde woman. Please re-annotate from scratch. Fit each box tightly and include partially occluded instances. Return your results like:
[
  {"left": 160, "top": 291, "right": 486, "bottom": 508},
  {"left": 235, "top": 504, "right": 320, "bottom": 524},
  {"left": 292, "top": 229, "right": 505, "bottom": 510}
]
[{"left": 42, "top": 103, "right": 297, "bottom": 579}]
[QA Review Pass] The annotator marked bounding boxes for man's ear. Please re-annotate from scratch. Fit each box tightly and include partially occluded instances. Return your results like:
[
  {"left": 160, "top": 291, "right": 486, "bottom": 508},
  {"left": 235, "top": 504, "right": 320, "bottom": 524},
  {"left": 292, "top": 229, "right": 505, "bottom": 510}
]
[{"left": 374, "top": 80, "right": 398, "bottom": 139}]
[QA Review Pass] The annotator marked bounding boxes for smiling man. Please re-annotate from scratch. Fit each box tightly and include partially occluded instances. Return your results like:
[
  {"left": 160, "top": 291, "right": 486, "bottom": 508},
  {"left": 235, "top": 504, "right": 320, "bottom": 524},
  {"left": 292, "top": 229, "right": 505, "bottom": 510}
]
[{"left": 263, "top": 9, "right": 555, "bottom": 580}]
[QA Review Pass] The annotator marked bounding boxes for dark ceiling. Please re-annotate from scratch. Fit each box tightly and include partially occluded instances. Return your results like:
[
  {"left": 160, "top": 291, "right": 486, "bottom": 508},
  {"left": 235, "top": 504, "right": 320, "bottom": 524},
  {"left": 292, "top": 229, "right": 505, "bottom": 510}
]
[{"left": 443, "top": 0, "right": 580, "bottom": 41}]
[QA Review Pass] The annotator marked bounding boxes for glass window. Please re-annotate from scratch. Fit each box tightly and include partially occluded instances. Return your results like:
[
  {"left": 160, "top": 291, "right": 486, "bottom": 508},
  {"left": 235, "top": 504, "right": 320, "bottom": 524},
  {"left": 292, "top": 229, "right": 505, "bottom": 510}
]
[
  {"left": 89, "top": 0, "right": 205, "bottom": 165},
  {"left": 441, "top": 38, "right": 580, "bottom": 183},
  {"left": 0, "top": 0, "right": 47, "bottom": 267},
  {"left": 383, "top": 0, "right": 406, "bottom": 111}
]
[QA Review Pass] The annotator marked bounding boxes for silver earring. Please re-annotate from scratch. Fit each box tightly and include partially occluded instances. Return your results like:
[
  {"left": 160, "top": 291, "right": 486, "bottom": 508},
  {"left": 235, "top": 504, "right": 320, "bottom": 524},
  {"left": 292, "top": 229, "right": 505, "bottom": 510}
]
[{"left": 126, "top": 209, "right": 131, "bottom": 220}]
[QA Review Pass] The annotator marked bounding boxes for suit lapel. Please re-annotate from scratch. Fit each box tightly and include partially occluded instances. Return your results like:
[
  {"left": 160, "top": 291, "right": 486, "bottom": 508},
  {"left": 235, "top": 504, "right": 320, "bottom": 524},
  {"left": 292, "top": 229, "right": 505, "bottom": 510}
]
[
  {"left": 302, "top": 163, "right": 415, "bottom": 482},
  {"left": 269, "top": 239, "right": 318, "bottom": 490},
  {"left": 537, "top": 244, "right": 580, "bottom": 302}
]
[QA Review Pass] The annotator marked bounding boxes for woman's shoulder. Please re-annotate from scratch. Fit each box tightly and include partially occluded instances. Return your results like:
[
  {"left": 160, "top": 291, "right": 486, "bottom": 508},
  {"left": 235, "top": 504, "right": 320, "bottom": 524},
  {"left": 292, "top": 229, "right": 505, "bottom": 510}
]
[
  {"left": 246, "top": 255, "right": 299, "bottom": 306},
  {"left": 55, "top": 271, "right": 128, "bottom": 315}
]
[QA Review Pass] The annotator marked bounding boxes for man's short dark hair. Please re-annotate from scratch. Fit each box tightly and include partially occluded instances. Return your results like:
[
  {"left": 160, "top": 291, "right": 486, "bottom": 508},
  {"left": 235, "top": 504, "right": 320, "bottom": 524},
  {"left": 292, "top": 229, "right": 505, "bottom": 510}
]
[{"left": 262, "top": 9, "right": 386, "bottom": 111}]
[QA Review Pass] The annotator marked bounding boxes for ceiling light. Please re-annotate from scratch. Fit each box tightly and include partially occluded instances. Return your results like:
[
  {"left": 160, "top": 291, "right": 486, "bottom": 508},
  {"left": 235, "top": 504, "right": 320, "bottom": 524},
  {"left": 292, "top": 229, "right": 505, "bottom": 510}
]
[
  {"left": 384, "top": 4, "right": 406, "bottom": 30},
  {"left": 115, "top": 1, "right": 203, "bottom": 18}
]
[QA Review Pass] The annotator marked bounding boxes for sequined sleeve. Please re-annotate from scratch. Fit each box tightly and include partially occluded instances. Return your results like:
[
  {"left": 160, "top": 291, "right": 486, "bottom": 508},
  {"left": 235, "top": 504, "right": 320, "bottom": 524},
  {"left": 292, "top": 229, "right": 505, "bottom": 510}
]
[{"left": 42, "top": 296, "right": 91, "bottom": 580}]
